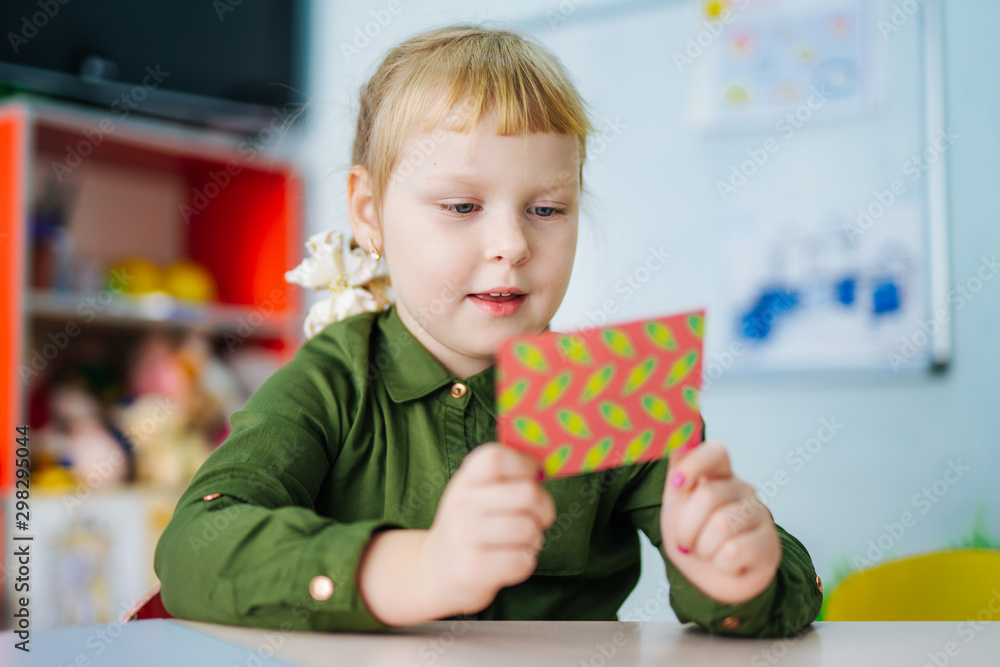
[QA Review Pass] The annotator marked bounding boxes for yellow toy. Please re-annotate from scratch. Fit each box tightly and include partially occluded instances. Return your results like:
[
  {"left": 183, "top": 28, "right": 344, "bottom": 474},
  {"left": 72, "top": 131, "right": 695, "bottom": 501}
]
[{"left": 823, "top": 549, "right": 1000, "bottom": 620}]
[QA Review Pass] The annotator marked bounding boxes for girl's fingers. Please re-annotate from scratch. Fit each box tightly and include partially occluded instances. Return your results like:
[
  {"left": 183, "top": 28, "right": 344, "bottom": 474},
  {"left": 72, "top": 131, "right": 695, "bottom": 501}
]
[
  {"left": 674, "top": 478, "right": 752, "bottom": 552},
  {"left": 474, "top": 481, "right": 557, "bottom": 531},
  {"left": 666, "top": 440, "right": 732, "bottom": 493},
  {"left": 707, "top": 521, "right": 781, "bottom": 576},
  {"left": 477, "top": 514, "right": 546, "bottom": 550},
  {"left": 690, "top": 492, "right": 770, "bottom": 559},
  {"left": 459, "top": 442, "right": 543, "bottom": 484}
]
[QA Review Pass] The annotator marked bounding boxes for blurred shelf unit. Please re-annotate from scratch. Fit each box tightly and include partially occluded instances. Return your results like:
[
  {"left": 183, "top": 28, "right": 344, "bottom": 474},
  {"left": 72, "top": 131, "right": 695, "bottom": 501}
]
[
  {"left": 28, "top": 289, "right": 291, "bottom": 338},
  {"left": 0, "top": 95, "right": 306, "bottom": 495}
]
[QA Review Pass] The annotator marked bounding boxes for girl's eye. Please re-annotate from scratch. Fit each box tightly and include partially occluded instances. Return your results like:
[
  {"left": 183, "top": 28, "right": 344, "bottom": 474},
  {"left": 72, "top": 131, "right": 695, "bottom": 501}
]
[
  {"left": 438, "top": 203, "right": 479, "bottom": 215},
  {"left": 532, "top": 206, "right": 564, "bottom": 218}
]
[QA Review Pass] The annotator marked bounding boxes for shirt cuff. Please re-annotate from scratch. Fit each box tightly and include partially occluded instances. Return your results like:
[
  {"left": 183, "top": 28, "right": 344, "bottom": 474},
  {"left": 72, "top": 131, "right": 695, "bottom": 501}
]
[
  {"left": 232, "top": 517, "right": 406, "bottom": 632},
  {"left": 663, "top": 524, "right": 823, "bottom": 638},
  {"left": 665, "top": 555, "right": 779, "bottom": 636}
]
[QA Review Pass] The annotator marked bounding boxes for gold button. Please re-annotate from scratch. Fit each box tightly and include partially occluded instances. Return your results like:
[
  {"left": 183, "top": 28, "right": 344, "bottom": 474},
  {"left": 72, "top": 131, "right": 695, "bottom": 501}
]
[
  {"left": 721, "top": 616, "right": 741, "bottom": 630},
  {"left": 816, "top": 575, "right": 823, "bottom": 594},
  {"left": 309, "top": 575, "right": 335, "bottom": 601},
  {"left": 450, "top": 383, "right": 467, "bottom": 398},
  {"left": 202, "top": 493, "right": 221, "bottom": 501}
]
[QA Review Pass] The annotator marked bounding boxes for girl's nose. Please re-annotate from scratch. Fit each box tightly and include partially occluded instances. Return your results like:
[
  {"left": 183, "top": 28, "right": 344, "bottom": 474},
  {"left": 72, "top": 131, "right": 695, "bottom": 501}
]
[{"left": 486, "top": 212, "right": 531, "bottom": 266}]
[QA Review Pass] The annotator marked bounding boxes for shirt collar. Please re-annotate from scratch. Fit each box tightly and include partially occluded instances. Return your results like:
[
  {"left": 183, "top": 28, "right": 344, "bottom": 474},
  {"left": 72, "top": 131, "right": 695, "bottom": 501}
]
[{"left": 375, "top": 304, "right": 498, "bottom": 405}]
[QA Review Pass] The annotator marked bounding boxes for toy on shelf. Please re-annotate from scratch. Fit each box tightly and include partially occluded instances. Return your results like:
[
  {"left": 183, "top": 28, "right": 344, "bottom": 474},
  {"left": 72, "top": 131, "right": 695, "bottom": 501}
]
[
  {"left": 163, "top": 260, "right": 218, "bottom": 302},
  {"left": 105, "top": 257, "right": 218, "bottom": 301},
  {"left": 29, "top": 177, "right": 72, "bottom": 291},
  {"left": 115, "top": 329, "right": 245, "bottom": 487},
  {"left": 106, "top": 258, "right": 164, "bottom": 296},
  {"left": 35, "top": 382, "right": 131, "bottom": 491}
]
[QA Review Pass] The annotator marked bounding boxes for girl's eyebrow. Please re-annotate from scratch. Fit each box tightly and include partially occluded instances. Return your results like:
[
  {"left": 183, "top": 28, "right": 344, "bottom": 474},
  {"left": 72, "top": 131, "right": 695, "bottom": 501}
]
[
  {"left": 420, "top": 173, "right": 579, "bottom": 195},
  {"left": 420, "top": 174, "right": 481, "bottom": 186}
]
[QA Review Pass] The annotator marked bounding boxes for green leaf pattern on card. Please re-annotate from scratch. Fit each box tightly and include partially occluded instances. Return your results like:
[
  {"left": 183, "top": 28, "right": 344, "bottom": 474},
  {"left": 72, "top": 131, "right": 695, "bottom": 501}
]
[
  {"left": 514, "top": 416, "right": 549, "bottom": 446},
  {"left": 664, "top": 421, "right": 696, "bottom": 456},
  {"left": 687, "top": 313, "right": 704, "bottom": 340},
  {"left": 544, "top": 445, "right": 573, "bottom": 477},
  {"left": 556, "top": 409, "right": 592, "bottom": 439},
  {"left": 498, "top": 379, "right": 529, "bottom": 413},
  {"left": 601, "top": 328, "right": 636, "bottom": 358},
  {"left": 682, "top": 385, "right": 699, "bottom": 412},
  {"left": 640, "top": 394, "right": 674, "bottom": 424},
  {"left": 621, "top": 356, "right": 658, "bottom": 395},
  {"left": 515, "top": 342, "right": 549, "bottom": 373},
  {"left": 555, "top": 335, "right": 592, "bottom": 366},
  {"left": 622, "top": 428, "right": 656, "bottom": 465},
  {"left": 581, "top": 437, "right": 614, "bottom": 473},
  {"left": 598, "top": 401, "right": 633, "bottom": 431},
  {"left": 663, "top": 350, "right": 699, "bottom": 389},
  {"left": 579, "top": 363, "right": 616, "bottom": 403},
  {"left": 644, "top": 321, "right": 678, "bottom": 351},
  {"left": 537, "top": 372, "right": 572, "bottom": 410}
]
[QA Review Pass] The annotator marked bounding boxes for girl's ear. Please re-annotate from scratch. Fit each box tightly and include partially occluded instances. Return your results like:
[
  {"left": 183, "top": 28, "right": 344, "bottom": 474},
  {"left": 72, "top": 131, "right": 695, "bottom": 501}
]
[{"left": 347, "top": 165, "right": 381, "bottom": 250}]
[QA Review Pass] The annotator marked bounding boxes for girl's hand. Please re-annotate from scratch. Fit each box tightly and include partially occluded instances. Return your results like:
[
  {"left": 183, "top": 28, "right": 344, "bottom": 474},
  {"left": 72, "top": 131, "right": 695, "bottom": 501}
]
[
  {"left": 660, "top": 440, "right": 781, "bottom": 605},
  {"left": 419, "top": 443, "right": 557, "bottom": 616}
]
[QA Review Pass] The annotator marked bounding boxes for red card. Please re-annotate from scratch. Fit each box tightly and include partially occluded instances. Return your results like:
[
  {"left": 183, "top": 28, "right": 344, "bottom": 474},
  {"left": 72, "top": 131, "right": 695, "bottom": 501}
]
[{"left": 495, "top": 309, "right": 705, "bottom": 478}]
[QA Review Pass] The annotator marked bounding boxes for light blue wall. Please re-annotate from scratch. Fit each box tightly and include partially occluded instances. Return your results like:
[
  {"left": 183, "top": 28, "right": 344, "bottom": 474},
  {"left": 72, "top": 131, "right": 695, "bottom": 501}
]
[{"left": 304, "top": 0, "right": 999, "bottom": 620}]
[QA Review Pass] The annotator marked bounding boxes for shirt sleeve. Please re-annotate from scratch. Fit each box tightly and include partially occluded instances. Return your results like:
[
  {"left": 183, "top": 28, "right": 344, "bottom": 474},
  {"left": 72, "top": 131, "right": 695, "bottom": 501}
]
[
  {"left": 616, "top": 455, "right": 823, "bottom": 638},
  {"left": 153, "top": 346, "right": 404, "bottom": 632}
]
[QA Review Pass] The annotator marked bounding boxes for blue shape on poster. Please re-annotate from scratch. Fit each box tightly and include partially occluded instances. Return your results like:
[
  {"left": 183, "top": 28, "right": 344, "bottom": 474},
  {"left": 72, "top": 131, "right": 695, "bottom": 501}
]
[
  {"left": 836, "top": 277, "right": 856, "bottom": 306},
  {"left": 740, "top": 288, "right": 800, "bottom": 340},
  {"left": 872, "top": 280, "right": 900, "bottom": 314}
]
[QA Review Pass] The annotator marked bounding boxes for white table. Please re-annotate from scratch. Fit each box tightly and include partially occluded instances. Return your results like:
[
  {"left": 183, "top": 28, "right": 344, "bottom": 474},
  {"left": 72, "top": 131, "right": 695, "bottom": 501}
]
[{"left": 6, "top": 619, "right": 1000, "bottom": 666}]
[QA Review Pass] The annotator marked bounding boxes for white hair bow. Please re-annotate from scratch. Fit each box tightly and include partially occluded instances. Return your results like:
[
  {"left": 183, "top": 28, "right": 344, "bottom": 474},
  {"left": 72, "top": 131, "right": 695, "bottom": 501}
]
[{"left": 285, "top": 230, "right": 393, "bottom": 338}]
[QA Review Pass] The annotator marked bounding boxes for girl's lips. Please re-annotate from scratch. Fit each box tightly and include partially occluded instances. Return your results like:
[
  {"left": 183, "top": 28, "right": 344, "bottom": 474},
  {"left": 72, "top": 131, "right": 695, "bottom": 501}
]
[
  {"left": 468, "top": 293, "right": 526, "bottom": 317},
  {"left": 472, "top": 293, "right": 522, "bottom": 303}
]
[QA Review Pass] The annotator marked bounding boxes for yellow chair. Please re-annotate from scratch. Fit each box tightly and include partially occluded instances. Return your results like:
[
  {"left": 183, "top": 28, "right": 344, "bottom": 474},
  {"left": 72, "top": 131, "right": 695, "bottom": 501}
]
[{"left": 824, "top": 549, "right": 1000, "bottom": 621}]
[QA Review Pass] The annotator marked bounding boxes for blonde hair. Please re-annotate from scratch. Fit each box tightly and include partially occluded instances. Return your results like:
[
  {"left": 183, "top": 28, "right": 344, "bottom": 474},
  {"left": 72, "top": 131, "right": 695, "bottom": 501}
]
[{"left": 351, "top": 23, "right": 596, "bottom": 226}]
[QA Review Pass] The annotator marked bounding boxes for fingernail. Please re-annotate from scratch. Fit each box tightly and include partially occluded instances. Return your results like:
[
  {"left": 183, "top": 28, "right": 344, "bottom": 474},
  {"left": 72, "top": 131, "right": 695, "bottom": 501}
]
[
  {"left": 669, "top": 472, "right": 685, "bottom": 488},
  {"left": 677, "top": 543, "right": 690, "bottom": 555},
  {"left": 537, "top": 470, "right": 546, "bottom": 482}
]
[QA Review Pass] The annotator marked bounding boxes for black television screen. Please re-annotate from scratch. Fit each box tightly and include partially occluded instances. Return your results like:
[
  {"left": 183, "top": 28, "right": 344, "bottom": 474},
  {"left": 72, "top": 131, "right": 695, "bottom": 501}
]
[{"left": 0, "top": 0, "right": 307, "bottom": 134}]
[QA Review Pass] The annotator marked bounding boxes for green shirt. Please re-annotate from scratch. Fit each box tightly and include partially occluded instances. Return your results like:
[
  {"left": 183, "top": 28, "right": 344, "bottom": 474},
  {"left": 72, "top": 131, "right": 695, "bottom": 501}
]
[{"left": 154, "top": 304, "right": 822, "bottom": 636}]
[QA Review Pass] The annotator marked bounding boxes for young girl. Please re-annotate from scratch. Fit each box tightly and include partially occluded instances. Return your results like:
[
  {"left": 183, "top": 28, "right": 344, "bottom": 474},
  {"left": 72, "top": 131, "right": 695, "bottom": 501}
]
[{"left": 154, "top": 24, "right": 823, "bottom": 637}]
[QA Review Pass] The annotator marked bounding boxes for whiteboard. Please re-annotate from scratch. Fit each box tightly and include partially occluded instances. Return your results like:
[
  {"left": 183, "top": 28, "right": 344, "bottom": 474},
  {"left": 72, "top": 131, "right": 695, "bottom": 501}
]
[{"left": 516, "top": 0, "right": 949, "bottom": 378}]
